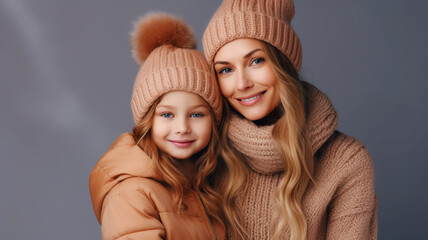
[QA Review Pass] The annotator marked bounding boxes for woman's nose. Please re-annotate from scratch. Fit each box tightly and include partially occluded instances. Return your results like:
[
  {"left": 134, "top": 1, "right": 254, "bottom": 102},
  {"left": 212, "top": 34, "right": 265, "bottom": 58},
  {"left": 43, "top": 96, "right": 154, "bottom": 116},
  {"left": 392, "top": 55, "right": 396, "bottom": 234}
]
[{"left": 236, "top": 70, "right": 254, "bottom": 91}]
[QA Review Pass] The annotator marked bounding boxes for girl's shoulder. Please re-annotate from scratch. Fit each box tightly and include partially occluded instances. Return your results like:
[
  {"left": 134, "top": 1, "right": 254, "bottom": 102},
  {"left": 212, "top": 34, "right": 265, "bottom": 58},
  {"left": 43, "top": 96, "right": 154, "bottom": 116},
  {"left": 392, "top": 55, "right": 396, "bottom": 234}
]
[
  {"left": 89, "top": 132, "right": 162, "bottom": 221},
  {"left": 108, "top": 176, "right": 168, "bottom": 197},
  {"left": 106, "top": 176, "right": 175, "bottom": 212}
]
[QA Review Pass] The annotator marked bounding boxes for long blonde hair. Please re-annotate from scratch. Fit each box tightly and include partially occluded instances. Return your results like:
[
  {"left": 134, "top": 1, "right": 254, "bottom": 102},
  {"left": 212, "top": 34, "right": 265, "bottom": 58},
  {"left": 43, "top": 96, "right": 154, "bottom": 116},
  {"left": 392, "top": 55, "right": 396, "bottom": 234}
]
[
  {"left": 132, "top": 94, "right": 225, "bottom": 225},
  {"left": 213, "top": 97, "right": 249, "bottom": 239},
  {"left": 263, "top": 42, "right": 314, "bottom": 240},
  {"left": 213, "top": 41, "right": 314, "bottom": 240}
]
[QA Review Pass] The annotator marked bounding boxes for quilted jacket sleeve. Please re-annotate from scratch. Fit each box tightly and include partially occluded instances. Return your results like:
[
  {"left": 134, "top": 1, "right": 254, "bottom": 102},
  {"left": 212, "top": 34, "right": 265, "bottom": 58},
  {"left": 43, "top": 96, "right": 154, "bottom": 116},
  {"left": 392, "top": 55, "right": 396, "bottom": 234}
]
[{"left": 100, "top": 177, "right": 165, "bottom": 240}]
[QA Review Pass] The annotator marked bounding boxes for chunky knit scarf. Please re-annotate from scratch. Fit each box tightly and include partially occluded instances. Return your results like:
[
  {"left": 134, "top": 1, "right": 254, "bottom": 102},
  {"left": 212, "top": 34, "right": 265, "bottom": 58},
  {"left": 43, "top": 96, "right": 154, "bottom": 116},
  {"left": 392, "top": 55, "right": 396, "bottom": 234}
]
[
  {"left": 224, "top": 83, "right": 377, "bottom": 240},
  {"left": 228, "top": 82, "right": 338, "bottom": 174}
]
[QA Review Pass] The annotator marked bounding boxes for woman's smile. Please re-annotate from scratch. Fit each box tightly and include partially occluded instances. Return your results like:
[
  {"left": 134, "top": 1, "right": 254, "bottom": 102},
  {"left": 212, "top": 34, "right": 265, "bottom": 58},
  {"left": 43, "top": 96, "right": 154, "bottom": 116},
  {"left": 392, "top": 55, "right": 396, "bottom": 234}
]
[
  {"left": 214, "top": 38, "right": 279, "bottom": 121},
  {"left": 236, "top": 91, "right": 266, "bottom": 106}
]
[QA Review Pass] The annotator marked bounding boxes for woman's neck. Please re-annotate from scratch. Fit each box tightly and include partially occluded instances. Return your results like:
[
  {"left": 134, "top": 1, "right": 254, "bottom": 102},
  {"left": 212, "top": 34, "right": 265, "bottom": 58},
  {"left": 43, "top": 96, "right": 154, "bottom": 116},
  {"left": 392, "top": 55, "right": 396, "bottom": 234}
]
[
  {"left": 230, "top": 103, "right": 284, "bottom": 127},
  {"left": 227, "top": 112, "right": 284, "bottom": 174},
  {"left": 253, "top": 106, "right": 283, "bottom": 126},
  {"left": 231, "top": 105, "right": 283, "bottom": 126}
]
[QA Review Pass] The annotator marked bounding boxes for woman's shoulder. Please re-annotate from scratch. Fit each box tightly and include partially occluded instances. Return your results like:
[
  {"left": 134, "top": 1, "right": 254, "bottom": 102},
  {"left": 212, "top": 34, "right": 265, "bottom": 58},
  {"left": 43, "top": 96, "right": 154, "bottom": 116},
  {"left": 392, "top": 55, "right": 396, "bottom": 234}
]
[
  {"left": 316, "top": 131, "right": 374, "bottom": 177},
  {"left": 309, "top": 131, "right": 376, "bottom": 208}
]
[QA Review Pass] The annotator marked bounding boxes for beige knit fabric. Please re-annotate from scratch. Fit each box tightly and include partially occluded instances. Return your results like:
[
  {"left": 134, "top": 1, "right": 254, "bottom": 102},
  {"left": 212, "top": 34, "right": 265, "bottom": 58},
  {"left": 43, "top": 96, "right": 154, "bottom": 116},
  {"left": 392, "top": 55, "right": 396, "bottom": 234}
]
[
  {"left": 228, "top": 82, "right": 338, "bottom": 175},
  {"left": 203, "top": 0, "right": 302, "bottom": 71},
  {"left": 131, "top": 45, "right": 222, "bottom": 123},
  {"left": 130, "top": 13, "right": 222, "bottom": 124},
  {"left": 228, "top": 83, "right": 377, "bottom": 239}
]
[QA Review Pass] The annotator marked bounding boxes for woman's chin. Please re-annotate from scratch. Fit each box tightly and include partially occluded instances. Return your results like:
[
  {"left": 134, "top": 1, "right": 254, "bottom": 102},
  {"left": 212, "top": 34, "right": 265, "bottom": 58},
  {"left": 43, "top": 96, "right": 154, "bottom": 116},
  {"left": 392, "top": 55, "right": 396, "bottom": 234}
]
[
  {"left": 233, "top": 104, "right": 282, "bottom": 122},
  {"left": 234, "top": 105, "right": 283, "bottom": 126},
  {"left": 239, "top": 110, "right": 269, "bottom": 121}
]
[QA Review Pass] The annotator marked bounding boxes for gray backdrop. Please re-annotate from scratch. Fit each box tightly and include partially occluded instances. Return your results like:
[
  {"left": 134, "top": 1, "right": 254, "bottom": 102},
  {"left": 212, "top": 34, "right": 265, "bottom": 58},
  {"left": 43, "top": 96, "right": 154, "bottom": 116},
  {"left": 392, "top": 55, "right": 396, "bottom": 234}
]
[{"left": 1, "top": 0, "right": 427, "bottom": 239}]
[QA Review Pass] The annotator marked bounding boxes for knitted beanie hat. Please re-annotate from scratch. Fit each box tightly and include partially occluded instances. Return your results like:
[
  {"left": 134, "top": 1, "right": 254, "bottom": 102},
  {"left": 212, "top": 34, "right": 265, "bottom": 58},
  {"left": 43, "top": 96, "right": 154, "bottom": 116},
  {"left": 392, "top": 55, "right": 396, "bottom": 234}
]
[
  {"left": 130, "top": 13, "right": 222, "bottom": 123},
  {"left": 203, "top": 0, "right": 302, "bottom": 72}
]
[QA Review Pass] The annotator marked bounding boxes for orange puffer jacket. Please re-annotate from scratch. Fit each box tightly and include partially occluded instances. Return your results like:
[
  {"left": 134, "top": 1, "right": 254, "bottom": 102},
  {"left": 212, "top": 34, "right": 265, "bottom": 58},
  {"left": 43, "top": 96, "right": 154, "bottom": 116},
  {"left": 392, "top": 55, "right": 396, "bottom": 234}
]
[{"left": 89, "top": 133, "right": 225, "bottom": 240}]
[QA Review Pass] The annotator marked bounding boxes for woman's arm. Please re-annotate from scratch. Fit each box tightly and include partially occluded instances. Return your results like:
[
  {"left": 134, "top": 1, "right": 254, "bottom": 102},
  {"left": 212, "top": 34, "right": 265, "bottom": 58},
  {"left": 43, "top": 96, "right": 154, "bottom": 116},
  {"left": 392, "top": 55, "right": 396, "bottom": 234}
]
[{"left": 326, "top": 141, "right": 377, "bottom": 239}]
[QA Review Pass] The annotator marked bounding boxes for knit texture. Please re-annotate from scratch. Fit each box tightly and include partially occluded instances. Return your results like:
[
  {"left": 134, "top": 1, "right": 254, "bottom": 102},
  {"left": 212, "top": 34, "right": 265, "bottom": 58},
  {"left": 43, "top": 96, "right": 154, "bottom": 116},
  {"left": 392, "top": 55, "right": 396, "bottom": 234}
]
[
  {"left": 130, "top": 14, "right": 222, "bottom": 123},
  {"left": 228, "top": 83, "right": 377, "bottom": 239},
  {"left": 228, "top": 82, "right": 338, "bottom": 175},
  {"left": 203, "top": 0, "right": 302, "bottom": 71},
  {"left": 131, "top": 46, "right": 222, "bottom": 123}
]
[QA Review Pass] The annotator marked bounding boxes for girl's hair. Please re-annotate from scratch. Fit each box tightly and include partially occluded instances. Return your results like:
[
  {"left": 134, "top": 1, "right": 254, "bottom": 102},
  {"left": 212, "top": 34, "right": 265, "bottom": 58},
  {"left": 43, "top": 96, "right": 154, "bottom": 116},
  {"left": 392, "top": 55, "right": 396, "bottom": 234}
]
[
  {"left": 212, "top": 41, "right": 314, "bottom": 240},
  {"left": 132, "top": 94, "right": 225, "bottom": 225}
]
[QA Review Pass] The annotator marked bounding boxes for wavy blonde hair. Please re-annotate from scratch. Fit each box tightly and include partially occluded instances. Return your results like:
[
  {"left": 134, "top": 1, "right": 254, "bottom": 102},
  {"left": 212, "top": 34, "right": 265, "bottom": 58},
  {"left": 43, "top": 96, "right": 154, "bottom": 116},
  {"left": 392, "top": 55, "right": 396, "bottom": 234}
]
[
  {"left": 212, "top": 97, "right": 249, "bottom": 239},
  {"left": 132, "top": 94, "right": 225, "bottom": 225},
  {"left": 263, "top": 42, "right": 314, "bottom": 240},
  {"left": 212, "top": 41, "right": 314, "bottom": 240}
]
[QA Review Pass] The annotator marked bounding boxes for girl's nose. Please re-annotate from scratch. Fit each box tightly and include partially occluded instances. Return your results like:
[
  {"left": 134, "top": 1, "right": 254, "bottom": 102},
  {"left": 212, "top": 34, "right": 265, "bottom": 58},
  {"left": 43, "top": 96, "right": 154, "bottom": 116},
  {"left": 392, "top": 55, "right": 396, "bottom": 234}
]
[{"left": 174, "top": 117, "right": 191, "bottom": 134}]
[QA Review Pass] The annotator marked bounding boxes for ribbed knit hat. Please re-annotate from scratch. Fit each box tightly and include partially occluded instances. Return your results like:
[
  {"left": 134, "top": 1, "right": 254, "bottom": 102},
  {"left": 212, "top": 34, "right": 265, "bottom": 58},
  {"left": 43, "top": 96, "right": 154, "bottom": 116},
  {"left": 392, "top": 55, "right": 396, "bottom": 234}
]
[
  {"left": 130, "top": 13, "right": 222, "bottom": 123},
  {"left": 203, "top": 0, "right": 302, "bottom": 72}
]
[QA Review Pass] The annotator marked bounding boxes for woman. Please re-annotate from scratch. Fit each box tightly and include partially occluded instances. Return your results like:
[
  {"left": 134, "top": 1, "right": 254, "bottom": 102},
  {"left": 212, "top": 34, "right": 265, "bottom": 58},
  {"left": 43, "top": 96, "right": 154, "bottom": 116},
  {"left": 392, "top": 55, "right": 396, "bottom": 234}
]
[{"left": 202, "top": 0, "right": 377, "bottom": 239}]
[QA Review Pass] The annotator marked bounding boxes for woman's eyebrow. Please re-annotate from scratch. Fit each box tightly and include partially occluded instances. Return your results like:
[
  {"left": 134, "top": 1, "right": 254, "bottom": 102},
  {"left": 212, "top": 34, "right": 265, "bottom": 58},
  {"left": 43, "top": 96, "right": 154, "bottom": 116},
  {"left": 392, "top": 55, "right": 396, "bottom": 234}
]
[
  {"left": 214, "top": 60, "right": 229, "bottom": 66},
  {"left": 214, "top": 48, "right": 262, "bottom": 66},
  {"left": 243, "top": 48, "right": 261, "bottom": 58}
]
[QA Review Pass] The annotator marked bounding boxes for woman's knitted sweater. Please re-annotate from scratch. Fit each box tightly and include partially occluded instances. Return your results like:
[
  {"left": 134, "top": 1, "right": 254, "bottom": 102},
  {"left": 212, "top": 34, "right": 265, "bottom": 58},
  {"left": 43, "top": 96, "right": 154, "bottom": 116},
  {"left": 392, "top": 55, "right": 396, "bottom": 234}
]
[{"left": 227, "top": 83, "right": 377, "bottom": 239}]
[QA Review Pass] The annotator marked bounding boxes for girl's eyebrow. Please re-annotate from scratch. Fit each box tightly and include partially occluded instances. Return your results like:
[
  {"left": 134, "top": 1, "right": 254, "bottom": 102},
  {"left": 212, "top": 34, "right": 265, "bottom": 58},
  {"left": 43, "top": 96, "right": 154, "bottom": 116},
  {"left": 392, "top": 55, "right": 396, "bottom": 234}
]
[
  {"left": 155, "top": 104, "right": 173, "bottom": 109},
  {"left": 156, "top": 104, "right": 209, "bottom": 109},
  {"left": 214, "top": 48, "right": 262, "bottom": 66}
]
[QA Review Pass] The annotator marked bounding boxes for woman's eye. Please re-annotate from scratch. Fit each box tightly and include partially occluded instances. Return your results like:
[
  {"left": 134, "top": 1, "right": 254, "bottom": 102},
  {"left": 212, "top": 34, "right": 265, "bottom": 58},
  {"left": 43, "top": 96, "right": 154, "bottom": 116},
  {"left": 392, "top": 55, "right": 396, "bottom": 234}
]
[
  {"left": 251, "top": 57, "right": 265, "bottom": 65},
  {"left": 219, "top": 67, "right": 232, "bottom": 74},
  {"left": 190, "top": 113, "right": 203, "bottom": 118},
  {"left": 161, "top": 113, "right": 173, "bottom": 118}
]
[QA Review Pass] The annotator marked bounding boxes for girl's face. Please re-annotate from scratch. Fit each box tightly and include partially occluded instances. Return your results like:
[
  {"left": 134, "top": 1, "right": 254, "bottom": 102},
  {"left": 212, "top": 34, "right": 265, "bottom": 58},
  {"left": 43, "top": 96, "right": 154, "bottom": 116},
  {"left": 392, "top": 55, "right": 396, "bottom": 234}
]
[
  {"left": 214, "top": 38, "right": 279, "bottom": 121},
  {"left": 151, "top": 91, "right": 212, "bottom": 160}
]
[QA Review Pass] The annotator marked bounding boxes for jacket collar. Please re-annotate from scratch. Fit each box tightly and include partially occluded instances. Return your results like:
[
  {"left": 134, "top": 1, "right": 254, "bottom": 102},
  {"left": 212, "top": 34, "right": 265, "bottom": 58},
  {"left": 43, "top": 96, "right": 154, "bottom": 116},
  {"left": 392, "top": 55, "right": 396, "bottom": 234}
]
[{"left": 89, "top": 132, "right": 159, "bottom": 222}]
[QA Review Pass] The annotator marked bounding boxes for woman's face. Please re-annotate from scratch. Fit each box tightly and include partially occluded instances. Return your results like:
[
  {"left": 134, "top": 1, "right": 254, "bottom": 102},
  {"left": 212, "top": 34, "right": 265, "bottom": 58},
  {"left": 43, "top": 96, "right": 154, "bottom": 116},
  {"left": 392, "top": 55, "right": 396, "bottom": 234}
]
[{"left": 213, "top": 38, "right": 279, "bottom": 121}]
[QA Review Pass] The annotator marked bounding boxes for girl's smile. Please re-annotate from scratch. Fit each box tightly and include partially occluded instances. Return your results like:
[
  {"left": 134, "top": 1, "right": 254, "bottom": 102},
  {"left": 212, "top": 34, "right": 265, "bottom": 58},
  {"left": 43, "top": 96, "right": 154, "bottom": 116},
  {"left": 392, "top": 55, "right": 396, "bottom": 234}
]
[
  {"left": 168, "top": 139, "right": 195, "bottom": 148},
  {"left": 151, "top": 91, "right": 212, "bottom": 160}
]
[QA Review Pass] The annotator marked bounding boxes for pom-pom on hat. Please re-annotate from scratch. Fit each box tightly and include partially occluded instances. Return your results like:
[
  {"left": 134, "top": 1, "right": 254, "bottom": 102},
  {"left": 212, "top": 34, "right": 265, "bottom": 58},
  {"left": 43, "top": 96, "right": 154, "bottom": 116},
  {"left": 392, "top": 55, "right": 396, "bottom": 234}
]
[
  {"left": 203, "top": 0, "right": 302, "bottom": 72},
  {"left": 130, "top": 13, "right": 222, "bottom": 123}
]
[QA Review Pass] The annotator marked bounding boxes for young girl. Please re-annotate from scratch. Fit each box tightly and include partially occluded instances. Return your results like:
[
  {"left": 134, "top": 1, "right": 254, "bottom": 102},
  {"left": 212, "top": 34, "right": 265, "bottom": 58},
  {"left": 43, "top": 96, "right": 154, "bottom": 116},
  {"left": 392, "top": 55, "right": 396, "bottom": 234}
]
[
  {"left": 89, "top": 13, "right": 225, "bottom": 240},
  {"left": 202, "top": 0, "right": 377, "bottom": 239}
]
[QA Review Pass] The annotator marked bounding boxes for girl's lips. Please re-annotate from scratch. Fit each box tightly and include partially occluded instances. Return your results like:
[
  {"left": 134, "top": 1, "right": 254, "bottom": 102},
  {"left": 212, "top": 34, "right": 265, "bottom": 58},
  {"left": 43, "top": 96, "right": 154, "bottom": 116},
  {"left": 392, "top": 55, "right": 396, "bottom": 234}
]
[
  {"left": 169, "top": 140, "right": 194, "bottom": 147},
  {"left": 237, "top": 91, "right": 265, "bottom": 106}
]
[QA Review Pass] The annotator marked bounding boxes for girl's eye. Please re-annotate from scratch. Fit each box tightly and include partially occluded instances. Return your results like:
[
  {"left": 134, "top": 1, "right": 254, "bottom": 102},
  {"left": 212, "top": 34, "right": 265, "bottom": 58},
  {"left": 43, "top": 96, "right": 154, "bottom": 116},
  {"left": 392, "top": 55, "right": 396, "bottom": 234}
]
[
  {"left": 190, "top": 113, "right": 203, "bottom": 118},
  {"left": 251, "top": 57, "right": 265, "bottom": 65},
  {"left": 218, "top": 67, "right": 232, "bottom": 74},
  {"left": 161, "top": 113, "right": 173, "bottom": 118}
]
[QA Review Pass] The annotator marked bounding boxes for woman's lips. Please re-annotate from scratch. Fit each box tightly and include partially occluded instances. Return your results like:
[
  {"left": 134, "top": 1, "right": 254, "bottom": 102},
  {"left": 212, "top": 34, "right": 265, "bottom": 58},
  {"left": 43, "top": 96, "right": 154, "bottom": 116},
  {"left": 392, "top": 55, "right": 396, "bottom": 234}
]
[
  {"left": 169, "top": 140, "right": 194, "bottom": 147},
  {"left": 237, "top": 91, "right": 265, "bottom": 106}
]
